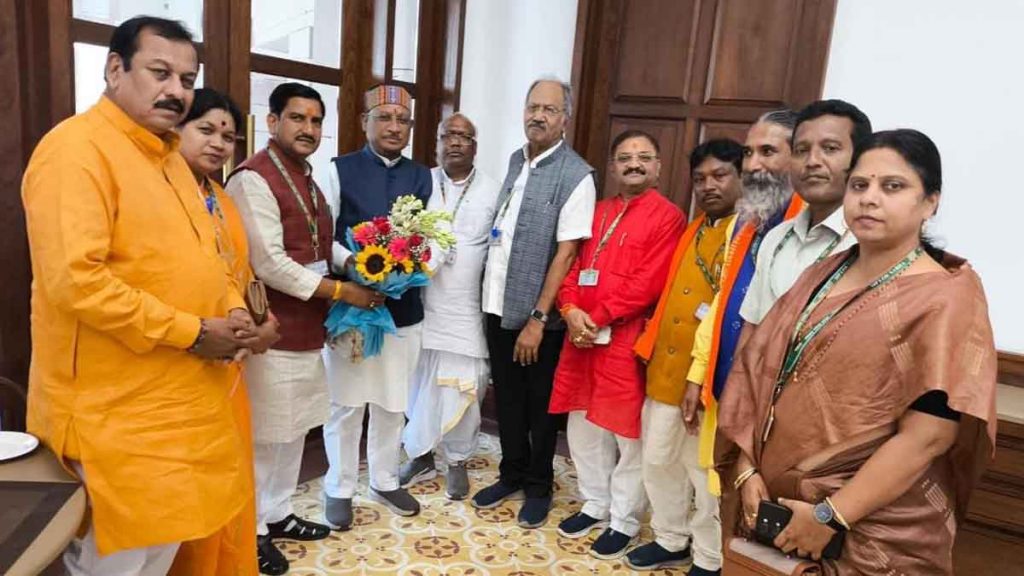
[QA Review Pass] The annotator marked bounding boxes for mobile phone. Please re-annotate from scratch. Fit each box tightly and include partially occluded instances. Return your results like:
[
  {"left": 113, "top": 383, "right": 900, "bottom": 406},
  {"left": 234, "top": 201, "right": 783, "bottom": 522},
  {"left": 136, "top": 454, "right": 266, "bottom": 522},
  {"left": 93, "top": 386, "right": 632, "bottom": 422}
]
[
  {"left": 594, "top": 326, "right": 611, "bottom": 345},
  {"left": 754, "top": 500, "right": 845, "bottom": 560}
]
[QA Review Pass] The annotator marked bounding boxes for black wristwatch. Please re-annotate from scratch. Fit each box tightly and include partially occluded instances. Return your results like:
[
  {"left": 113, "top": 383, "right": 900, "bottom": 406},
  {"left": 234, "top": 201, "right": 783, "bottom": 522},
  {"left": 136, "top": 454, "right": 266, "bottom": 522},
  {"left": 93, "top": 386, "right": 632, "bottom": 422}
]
[
  {"left": 813, "top": 499, "right": 848, "bottom": 532},
  {"left": 529, "top": 309, "right": 549, "bottom": 324}
]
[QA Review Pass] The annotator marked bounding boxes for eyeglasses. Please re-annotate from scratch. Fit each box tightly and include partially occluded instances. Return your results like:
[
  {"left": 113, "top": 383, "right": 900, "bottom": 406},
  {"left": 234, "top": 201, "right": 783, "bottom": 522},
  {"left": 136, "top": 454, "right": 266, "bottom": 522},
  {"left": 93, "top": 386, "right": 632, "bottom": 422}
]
[
  {"left": 613, "top": 153, "right": 658, "bottom": 165},
  {"left": 526, "top": 104, "right": 564, "bottom": 117},
  {"left": 369, "top": 113, "right": 414, "bottom": 127},
  {"left": 439, "top": 132, "right": 476, "bottom": 144}
]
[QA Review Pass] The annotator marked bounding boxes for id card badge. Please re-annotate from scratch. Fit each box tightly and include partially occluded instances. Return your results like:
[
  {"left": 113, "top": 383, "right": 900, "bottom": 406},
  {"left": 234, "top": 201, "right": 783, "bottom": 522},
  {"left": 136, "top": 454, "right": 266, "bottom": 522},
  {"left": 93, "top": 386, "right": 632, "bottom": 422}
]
[
  {"left": 446, "top": 246, "right": 458, "bottom": 265},
  {"left": 305, "top": 259, "right": 329, "bottom": 276},
  {"left": 579, "top": 269, "right": 600, "bottom": 286},
  {"left": 489, "top": 228, "right": 502, "bottom": 246},
  {"left": 695, "top": 302, "right": 711, "bottom": 321}
]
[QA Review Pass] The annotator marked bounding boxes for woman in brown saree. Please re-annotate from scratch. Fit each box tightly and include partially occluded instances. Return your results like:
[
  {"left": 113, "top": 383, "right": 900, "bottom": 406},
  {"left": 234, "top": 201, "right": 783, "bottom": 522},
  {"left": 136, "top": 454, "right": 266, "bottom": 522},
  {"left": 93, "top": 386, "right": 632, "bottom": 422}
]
[{"left": 717, "top": 129, "right": 998, "bottom": 574}]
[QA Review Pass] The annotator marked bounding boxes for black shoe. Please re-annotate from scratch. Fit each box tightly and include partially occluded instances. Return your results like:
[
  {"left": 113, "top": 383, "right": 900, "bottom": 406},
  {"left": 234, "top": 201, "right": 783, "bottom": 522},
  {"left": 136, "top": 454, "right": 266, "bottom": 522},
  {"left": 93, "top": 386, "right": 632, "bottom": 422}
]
[
  {"left": 625, "top": 541, "right": 693, "bottom": 571},
  {"left": 257, "top": 535, "right": 288, "bottom": 576},
  {"left": 517, "top": 495, "right": 552, "bottom": 529},
  {"left": 471, "top": 480, "right": 523, "bottom": 509},
  {"left": 399, "top": 452, "right": 437, "bottom": 488},
  {"left": 266, "top": 513, "right": 331, "bottom": 541},
  {"left": 589, "top": 527, "right": 636, "bottom": 560},
  {"left": 688, "top": 565, "right": 721, "bottom": 576},
  {"left": 370, "top": 486, "right": 421, "bottom": 516},
  {"left": 557, "top": 511, "right": 607, "bottom": 538}
]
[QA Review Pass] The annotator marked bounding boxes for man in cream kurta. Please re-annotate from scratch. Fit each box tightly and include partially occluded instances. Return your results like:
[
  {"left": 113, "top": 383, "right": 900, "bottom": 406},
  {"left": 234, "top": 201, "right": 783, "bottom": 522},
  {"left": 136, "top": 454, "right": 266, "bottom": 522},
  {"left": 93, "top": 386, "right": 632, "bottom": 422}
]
[
  {"left": 22, "top": 18, "right": 255, "bottom": 576},
  {"left": 400, "top": 114, "right": 500, "bottom": 500}
]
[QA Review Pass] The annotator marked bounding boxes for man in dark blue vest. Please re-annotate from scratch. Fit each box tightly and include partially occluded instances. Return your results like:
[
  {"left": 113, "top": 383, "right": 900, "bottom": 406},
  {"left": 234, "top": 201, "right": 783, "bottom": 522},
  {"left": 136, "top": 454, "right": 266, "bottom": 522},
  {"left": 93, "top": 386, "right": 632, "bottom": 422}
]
[
  {"left": 322, "top": 85, "right": 432, "bottom": 529},
  {"left": 472, "top": 78, "right": 596, "bottom": 528}
]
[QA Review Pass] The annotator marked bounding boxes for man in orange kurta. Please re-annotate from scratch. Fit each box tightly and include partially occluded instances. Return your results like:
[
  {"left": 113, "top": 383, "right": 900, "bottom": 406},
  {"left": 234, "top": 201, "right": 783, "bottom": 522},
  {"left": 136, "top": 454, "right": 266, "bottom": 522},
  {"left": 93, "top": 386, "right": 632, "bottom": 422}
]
[{"left": 22, "top": 17, "right": 257, "bottom": 575}]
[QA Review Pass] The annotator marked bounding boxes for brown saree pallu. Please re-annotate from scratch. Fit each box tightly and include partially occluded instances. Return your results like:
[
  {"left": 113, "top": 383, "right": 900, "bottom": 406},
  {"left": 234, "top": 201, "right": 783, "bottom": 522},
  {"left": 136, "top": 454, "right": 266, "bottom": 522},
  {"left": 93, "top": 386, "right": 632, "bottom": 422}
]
[{"left": 717, "top": 250, "right": 998, "bottom": 576}]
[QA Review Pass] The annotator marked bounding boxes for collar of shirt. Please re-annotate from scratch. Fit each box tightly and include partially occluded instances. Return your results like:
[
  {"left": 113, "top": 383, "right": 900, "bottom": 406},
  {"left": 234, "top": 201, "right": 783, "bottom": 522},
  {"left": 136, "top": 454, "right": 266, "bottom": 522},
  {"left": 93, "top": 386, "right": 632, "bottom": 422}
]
[
  {"left": 96, "top": 95, "right": 180, "bottom": 160},
  {"left": 442, "top": 166, "right": 476, "bottom": 187},
  {"left": 792, "top": 204, "right": 847, "bottom": 242},
  {"left": 705, "top": 212, "right": 735, "bottom": 228},
  {"left": 521, "top": 139, "right": 564, "bottom": 168},
  {"left": 368, "top": 144, "right": 403, "bottom": 168}
]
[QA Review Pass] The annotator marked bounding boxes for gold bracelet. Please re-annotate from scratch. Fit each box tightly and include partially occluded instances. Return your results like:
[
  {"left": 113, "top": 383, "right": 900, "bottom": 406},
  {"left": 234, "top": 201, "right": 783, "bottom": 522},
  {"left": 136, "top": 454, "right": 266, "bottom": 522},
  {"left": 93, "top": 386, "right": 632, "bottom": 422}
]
[
  {"left": 825, "top": 496, "right": 851, "bottom": 530},
  {"left": 332, "top": 280, "right": 343, "bottom": 301},
  {"left": 734, "top": 467, "right": 758, "bottom": 490}
]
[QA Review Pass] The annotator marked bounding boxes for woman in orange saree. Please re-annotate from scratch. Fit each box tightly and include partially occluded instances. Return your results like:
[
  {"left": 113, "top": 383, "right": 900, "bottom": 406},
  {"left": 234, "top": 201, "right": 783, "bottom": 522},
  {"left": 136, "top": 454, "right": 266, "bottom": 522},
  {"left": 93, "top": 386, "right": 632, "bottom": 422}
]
[
  {"left": 170, "top": 88, "right": 280, "bottom": 576},
  {"left": 717, "top": 129, "right": 998, "bottom": 575}
]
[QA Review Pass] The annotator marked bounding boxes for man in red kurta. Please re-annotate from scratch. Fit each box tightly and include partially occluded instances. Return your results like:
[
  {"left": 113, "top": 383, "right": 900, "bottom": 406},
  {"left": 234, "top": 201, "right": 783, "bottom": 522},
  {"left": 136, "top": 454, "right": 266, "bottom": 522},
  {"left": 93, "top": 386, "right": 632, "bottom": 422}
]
[{"left": 549, "top": 130, "right": 685, "bottom": 560}]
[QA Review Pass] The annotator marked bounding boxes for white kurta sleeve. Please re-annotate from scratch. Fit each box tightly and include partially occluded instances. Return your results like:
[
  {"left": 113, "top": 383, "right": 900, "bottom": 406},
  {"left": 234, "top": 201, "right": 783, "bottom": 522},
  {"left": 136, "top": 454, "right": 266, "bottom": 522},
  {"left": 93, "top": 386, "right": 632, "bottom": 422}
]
[
  {"left": 556, "top": 173, "right": 596, "bottom": 242},
  {"left": 225, "top": 170, "right": 323, "bottom": 301},
  {"left": 327, "top": 167, "right": 353, "bottom": 272}
]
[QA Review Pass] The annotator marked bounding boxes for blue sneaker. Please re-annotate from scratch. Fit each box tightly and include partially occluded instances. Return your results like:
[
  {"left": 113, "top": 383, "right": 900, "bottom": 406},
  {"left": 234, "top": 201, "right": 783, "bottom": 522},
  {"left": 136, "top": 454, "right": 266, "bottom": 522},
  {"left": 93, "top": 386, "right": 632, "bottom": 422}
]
[
  {"left": 517, "top": 495, "right": 552, "bottom": 528},
  {"left": 471, "top": 480, "right": 522, "bottom": 509},
  {"left": 589, "top": 528, "right": 636, "bottom": 560},
  {"left": 625, "top": 541, "right": 693, "bottom": 571},
  {"left": 557, "top": 511, "right": 607, "bottom": 538}
]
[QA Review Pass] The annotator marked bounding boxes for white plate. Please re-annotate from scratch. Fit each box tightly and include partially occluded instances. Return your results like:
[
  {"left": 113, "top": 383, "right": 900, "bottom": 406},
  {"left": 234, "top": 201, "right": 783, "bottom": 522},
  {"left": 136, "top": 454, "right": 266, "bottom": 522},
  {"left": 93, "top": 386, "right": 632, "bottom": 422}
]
[{"left": 0, "top": 431, "right": 40, "bottom": 461}]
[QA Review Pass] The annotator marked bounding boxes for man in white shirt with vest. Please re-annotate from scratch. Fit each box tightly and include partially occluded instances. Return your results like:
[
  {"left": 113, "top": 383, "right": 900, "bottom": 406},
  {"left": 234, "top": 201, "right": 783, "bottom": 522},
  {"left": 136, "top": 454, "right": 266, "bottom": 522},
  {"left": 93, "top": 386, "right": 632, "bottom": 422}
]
[
  {"left": 471, "top": 77, "right": 595, "bottom": 529},
  {"left": 740, "top": 99, "right": 872, "bottom": 325},
  {"left": 400, "top": 112, "right": 500, "bottom": 500}
]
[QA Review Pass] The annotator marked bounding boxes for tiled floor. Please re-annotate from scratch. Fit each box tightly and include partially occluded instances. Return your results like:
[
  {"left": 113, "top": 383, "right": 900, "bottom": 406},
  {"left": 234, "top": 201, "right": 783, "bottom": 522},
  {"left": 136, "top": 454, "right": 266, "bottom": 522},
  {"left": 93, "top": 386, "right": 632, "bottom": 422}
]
[{"left": 281, "top": 433, "right": 687, "bottom": 575}]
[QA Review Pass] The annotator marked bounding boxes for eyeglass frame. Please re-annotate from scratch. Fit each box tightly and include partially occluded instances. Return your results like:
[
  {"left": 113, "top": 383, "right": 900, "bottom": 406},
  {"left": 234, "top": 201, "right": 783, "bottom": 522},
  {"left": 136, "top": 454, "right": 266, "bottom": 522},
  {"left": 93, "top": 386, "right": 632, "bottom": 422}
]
[
  {"left": 525, "top": 103, "right": 565, "bottom": 117},
  {"left": 438, "top": 131, "right": 477, "bottom": 144},
  {"left": 611, "top": 152, "right": 660, "bottom": 165},
  {"left": 366, "top": 112, "right": 415, "bottom": 128}
]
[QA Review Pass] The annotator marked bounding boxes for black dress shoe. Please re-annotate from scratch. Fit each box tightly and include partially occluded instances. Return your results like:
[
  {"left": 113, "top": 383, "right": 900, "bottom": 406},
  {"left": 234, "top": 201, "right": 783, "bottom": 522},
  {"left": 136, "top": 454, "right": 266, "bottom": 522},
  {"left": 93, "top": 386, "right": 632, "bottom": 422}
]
[
  {"left": 257, "top": 534, "right": 288, "bottom": 576},
  {"left": 266, "top": 513, "right": 331, "bottom": 541}
]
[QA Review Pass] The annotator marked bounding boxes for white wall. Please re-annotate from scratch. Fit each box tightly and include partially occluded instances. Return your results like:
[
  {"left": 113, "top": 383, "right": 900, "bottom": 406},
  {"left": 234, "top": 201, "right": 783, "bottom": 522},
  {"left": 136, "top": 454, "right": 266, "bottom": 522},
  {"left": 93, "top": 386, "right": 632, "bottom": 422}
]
[
  {"left": 458, "top": 0, "right": 579, "bottom": 183},
  {"left": 824, "top": 0, "right": 1024, "bottom": 352}
]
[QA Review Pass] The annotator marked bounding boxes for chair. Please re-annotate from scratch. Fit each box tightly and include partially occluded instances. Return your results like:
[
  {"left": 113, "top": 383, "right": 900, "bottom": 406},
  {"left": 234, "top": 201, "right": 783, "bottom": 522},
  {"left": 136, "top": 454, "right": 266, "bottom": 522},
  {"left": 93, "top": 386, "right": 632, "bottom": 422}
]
[{"left": 0, "top": 376, "right": 28, "bottom": 431}]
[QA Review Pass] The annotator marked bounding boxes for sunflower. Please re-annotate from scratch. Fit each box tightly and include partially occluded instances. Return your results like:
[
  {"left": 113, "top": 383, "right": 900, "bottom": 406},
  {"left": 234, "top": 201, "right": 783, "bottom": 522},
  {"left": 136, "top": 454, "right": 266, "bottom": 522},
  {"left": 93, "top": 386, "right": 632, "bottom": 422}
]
[
  {"left": 395, "top": 258, "right": 414, "bottom": 274},
  {"left": 355, "top": 244, "right": 394, "bottom": 283}
]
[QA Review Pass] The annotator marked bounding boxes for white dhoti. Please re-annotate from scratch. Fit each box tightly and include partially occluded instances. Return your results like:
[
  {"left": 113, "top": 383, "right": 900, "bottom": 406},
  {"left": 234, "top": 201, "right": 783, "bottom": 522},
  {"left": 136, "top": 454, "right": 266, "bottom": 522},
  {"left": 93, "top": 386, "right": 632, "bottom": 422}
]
[
  {"left": 323, "top": 323, "right": 423, "bottom": 498},
  {"left": 567, "top": 411, "right": 647, "bottom": 537},
  {"left": 245, "top": 349, "right": 327, "bottom": 535},
  {"left": 403, "top": 348, "right": 490, "bottom": 463},
  {"left": 641, "top": 397, "right": 722, "bottom": 570}
]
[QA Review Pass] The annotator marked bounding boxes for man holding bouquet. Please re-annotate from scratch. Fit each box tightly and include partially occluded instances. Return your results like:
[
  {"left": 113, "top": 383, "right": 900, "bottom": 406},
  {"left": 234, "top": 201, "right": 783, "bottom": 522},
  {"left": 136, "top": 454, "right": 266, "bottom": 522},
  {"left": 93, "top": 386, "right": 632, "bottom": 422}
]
[
  {"left": 323, "top": 84, "right": 432, "bottom": 528},
  {"left": 227, "top": 82, "right": 382, "bottom": 574}
]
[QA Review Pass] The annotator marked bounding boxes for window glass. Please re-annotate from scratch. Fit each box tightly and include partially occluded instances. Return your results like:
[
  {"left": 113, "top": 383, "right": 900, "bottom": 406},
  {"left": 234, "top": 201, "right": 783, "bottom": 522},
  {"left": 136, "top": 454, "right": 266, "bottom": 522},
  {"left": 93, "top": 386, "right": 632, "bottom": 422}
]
[
  {"left": 252, "top": 0, "right": 342, "bottom": 68},
  {"left": 72, "top": 0, "right": 204, "bottom": 41},
  {"left": 392, "top": 0, "right": 419, "bottom": 82}
]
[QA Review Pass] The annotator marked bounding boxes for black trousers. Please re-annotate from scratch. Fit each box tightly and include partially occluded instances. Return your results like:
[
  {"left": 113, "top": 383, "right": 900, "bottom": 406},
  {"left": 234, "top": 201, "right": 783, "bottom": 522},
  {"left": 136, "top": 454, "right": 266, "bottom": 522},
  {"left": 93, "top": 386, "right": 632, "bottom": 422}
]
[{"left": 486, "top": 314, "right": 566, "bottom": 498}]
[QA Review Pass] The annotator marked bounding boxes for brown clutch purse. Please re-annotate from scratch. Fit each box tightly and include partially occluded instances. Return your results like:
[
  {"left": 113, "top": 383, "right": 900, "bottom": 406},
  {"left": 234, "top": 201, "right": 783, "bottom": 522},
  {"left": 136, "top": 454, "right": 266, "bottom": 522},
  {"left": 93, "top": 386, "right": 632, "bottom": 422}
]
[{"left": 246, "top": 279, "right": 269, "bottom": 325}]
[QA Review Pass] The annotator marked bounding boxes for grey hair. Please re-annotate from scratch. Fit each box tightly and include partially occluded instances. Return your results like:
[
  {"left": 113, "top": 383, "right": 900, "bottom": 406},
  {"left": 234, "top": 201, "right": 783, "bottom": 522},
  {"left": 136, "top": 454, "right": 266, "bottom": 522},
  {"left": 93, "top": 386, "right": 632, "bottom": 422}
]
[
  {"left": 757, "top": 109, "right": 798, "bottom": 131},
  {"left": 437, "top": 112, "right": 477, "bottom": 137},
  {"left": 525, "top": 76, "right": 573, "bottom": 119}
]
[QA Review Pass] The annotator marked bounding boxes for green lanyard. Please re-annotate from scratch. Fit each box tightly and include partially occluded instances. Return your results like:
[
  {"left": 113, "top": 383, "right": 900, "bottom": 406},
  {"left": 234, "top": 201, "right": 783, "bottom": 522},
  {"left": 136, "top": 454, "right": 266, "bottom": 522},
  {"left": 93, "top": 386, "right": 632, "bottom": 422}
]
[
  {"left": 439, "top": 169, "right": 476, "bottom": 221},
  {"left": 268, "top": 147, "right": 321, "bottom": 260},
  {"left": 586, "top": 198, "right": 631, "bottom": 270},
  {"left": 761, "top": 246, "right": 924, "bottom": 443},
  {"left": 770, "top": 225, "right": 848, "bottom": 273},
  {"left": 694, "top": 219, "right": 726, "bottom": 293}
]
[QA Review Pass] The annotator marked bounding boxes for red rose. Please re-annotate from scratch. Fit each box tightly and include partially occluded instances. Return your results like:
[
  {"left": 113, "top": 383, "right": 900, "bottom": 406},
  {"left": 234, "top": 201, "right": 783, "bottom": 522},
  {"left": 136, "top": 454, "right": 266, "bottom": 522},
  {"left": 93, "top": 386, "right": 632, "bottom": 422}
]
[
  {"left": 408, "top": 234, "right": 424, "bottom": 247},
  {"left": 372, "top": 217, "right": 392, "bottom": 235},
  {"left": 421, "top": 246, "right": 432, "bottom": 264}
]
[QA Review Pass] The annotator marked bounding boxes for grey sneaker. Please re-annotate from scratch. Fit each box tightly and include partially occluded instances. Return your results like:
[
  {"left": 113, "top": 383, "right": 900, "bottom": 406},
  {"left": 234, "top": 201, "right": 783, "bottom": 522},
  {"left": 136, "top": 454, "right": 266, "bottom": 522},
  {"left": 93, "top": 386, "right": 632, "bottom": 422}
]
[
  {"left": 370, "top": 486, "right": 421, "bottom": 516},
  {"left": 445, "top": 461, "right": 470, "bottom": 500},
  {"left": 323, "top": 494, "right": 353, "bottom": 531},
  {"left": 399, "top": 452, "right": 437, "bottom": 488}
]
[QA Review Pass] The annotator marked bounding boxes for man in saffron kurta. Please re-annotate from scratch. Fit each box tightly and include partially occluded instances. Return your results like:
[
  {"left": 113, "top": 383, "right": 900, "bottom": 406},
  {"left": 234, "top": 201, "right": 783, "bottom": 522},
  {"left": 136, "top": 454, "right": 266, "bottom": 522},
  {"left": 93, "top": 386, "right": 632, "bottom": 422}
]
[
  {"left": 684, "top": 111, "right": 803, "bottom": 499},
  {"left": 22, "top": 18, "right": 257, "bottom": 575},
  {"left": 549, "top": 130, "right": 684, "bottom": 560},
  {"left": 628, "top": 139, "right": 744, "bottom": 575}
]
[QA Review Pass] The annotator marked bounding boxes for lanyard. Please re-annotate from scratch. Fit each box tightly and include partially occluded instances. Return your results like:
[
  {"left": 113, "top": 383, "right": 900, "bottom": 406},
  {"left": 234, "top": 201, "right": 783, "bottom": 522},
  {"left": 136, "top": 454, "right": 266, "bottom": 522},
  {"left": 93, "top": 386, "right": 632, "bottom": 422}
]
[
  {"left": 694, "top": 218, "right": 726, "bottom": 293},
  {"left": 493, "top": 186, "right": 518, "bottom": 232},
  {"left": 586, "top": 198, "right": 631, "bottom": 270},
  {"left": 268, "top": 147, "right": 321, "bottom": 260},
  {"left": 439, "top": 169, "right": 476, "bottom": 221},
  {"left": 761, "top": 246, "right": 923, "bottom": 443},
  {"left": 770, "top": 224, "right": 848, "bottom": 274}
]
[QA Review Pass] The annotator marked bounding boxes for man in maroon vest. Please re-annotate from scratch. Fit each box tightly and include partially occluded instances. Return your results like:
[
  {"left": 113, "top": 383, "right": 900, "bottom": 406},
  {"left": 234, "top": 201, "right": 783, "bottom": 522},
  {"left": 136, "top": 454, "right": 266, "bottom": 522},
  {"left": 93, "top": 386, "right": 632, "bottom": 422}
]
[{"left": 227, "top": 82, "right": 384, "bottom": 575}]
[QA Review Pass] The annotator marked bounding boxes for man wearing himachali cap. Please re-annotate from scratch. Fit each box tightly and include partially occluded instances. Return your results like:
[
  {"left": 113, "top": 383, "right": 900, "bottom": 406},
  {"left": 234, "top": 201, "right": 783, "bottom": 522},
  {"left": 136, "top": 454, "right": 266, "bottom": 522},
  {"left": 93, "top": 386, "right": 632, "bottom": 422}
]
[{"left": 322, "top": 84, "right": 433, "bottom": 528}]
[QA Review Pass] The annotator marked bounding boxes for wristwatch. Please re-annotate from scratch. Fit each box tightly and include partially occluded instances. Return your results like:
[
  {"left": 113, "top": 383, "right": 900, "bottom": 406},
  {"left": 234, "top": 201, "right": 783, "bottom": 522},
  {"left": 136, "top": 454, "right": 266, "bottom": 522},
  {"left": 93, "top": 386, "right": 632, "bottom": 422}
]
[
  {"left": 529, "top": 309, "right": 549, "bottom": 324},
  {"left": 813, "top": 499, "right": 848, "bottom": 532}
]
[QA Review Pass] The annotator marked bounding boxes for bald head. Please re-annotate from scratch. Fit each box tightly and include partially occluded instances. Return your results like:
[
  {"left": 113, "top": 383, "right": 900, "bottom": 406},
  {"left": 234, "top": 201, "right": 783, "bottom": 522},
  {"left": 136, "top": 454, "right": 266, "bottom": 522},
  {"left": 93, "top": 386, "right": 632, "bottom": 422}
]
[{"left": 436, "top": 112, "right": 478, "bottom": 179}]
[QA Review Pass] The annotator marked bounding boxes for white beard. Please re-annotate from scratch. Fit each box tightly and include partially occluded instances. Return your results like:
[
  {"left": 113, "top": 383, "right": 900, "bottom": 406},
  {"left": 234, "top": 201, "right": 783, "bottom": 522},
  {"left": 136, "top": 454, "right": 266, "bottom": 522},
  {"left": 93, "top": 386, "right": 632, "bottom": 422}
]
[{"left": 736, "top": 171, "right": 794, "bottom": 231}]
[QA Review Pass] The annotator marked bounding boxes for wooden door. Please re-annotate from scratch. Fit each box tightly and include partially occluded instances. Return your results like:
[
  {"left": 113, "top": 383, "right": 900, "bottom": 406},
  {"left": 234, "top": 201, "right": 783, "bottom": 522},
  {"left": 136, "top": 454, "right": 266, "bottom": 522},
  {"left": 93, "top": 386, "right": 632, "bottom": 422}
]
[{"left": 570, "top": 0, "right": 837, "bottom": 212}]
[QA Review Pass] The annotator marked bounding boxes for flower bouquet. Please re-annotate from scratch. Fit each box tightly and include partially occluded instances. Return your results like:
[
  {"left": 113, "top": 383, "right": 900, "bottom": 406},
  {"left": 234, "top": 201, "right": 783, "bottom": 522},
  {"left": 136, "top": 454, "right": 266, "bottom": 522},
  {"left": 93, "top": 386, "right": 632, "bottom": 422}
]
[{"left": 326, "top": 195, "right": 455, "bottom": 361}]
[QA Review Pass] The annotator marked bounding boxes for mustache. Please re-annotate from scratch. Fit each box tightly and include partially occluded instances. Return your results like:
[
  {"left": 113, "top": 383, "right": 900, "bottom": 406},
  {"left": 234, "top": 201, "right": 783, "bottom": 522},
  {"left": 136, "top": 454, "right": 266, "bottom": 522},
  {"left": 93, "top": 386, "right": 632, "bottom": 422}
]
[
  {"left": 528, "top": 120, "right": 546, "bottom": 130},
  {"left": 624, "top": 167, "right": 645, "bottom": 176},
  {"left": 154, "top": 99, "right": 185, "bottom": 114},
  {"left": 295, "top": 135, "right": 316, "bottom": 143}
]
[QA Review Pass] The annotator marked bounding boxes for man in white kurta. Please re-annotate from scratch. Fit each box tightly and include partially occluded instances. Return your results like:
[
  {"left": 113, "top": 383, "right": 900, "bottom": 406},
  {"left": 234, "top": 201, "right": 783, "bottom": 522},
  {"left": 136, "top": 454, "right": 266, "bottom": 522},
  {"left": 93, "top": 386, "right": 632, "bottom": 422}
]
[{"left": 400, "top": 114, "right": 500, "bottom": 500}]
